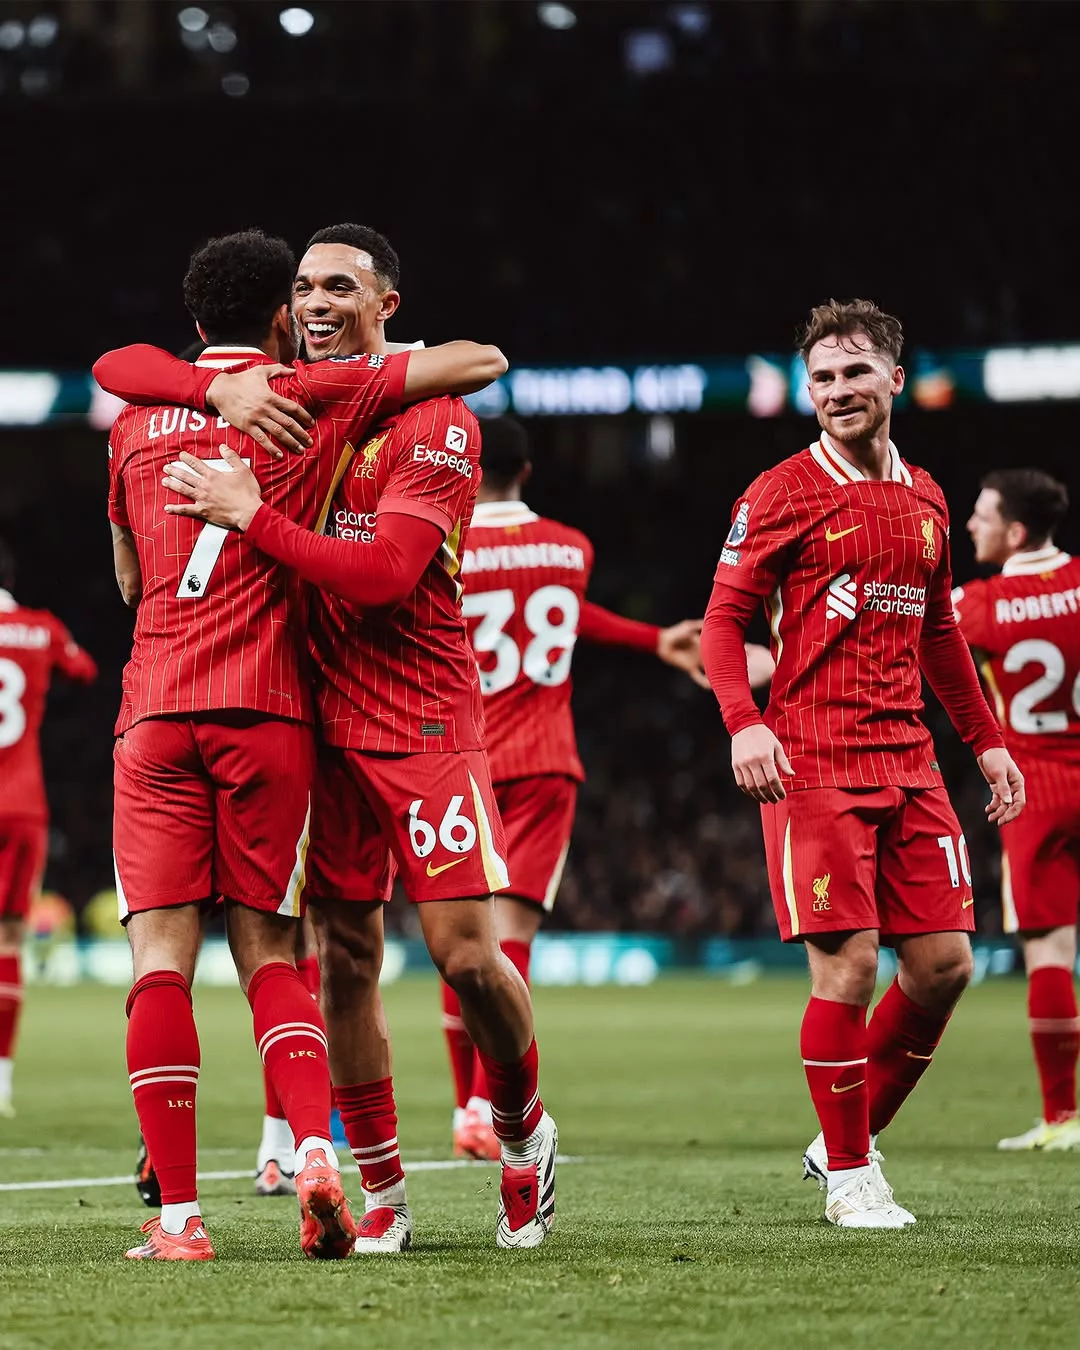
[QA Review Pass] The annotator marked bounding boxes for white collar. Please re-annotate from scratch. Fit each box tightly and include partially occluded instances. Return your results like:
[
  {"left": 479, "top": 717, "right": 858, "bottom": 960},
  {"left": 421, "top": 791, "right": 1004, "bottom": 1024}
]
[
  {"left": 0, "top": 589, "right": 16, "bottom": 612},
  {"left": 1002, "top": 544, "right": 1072, "bottom": 576},
  {"left": 810, "top": 433, "right": 912, "bottom": 487},
  {"left": 195, "top": 345, "right": 270, "bottom": 371},
  {"left": 471, "top": 500, "right": 539, "bottom": 526}
]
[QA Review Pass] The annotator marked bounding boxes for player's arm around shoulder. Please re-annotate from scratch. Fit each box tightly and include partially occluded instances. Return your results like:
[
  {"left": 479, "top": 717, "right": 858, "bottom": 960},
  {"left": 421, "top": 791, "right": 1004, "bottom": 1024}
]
[{"left": 401, "top": 342, "right": 507, "bottom": 400}]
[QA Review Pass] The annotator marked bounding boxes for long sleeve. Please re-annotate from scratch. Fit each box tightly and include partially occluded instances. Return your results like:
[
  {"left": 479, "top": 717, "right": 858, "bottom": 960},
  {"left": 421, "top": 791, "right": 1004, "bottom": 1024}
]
[
  {"left": 245, "top": 505, "right": 442, "bottom": 608},
  {"left": 702, "top": 580, "right": 764, "bottom": 737},
  {"left": 578, "top": 600, "right": 659, "bottom": 653},
  {"left": 920, "top": 548, "right": 1003, "bottom": 756},
  {"left": 92, "top": 345, "right": 218, "bottom": 409}
]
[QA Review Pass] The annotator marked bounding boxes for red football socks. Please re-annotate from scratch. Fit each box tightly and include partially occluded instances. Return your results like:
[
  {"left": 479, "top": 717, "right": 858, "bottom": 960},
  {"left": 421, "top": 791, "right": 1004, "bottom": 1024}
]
[
  {"left": 0, "top": 953, "right": 23, "bottom": 1060},
  {"left": 866, "top": 979, "right": 950, "bottom": 1135},
  {"left": 126, "top": 969, "right": 200, "bottom": 1205},
  {"left": 441, "top": 982, "right": 474, "bottom": 1110},
  {"left": 1028, "top": 966, "right": 1080, "bottom": 1124},
  {"left": 334, "top": 1077, "right": 405, "bottom": 1193},
  {"left": 476, "top": 1038, "right": 543, "bottom": 1142},
  {"left": 263, "top": 956, "right": 320, "bottom": 1120},
  {"left": 468, "top": 939, "right": 533, "bottom": 1103},
  {"left": 248, "top": 961, "right": 331, "bottom": 1150},
  {"left": 801, "top": 996, "right": 870, "bottom": 1172}
]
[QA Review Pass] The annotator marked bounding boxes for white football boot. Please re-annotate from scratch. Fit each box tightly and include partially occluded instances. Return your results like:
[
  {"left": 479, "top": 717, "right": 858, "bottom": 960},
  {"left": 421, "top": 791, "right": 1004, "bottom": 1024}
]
[
  {"left": 496, "top": 1111, "right": 557, "bottom": 1249},
  {"left": 352, "top": 1180, "right": 413, "bottom": 1253},
  {"left": 997, "top": 1117, "right": 1080, "bottom": 1151}
]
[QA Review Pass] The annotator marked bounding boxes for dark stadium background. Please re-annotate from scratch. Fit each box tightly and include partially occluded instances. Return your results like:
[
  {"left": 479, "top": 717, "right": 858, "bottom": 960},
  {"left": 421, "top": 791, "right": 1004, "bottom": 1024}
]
[{"left": 0, "top": 0, "right": 1076, "bottom": 938}]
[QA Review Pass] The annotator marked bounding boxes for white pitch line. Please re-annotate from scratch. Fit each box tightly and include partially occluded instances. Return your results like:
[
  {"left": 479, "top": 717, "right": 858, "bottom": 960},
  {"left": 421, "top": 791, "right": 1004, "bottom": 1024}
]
[{"left": 0, "top": 1155, "right": 583, "bottom": 1194}]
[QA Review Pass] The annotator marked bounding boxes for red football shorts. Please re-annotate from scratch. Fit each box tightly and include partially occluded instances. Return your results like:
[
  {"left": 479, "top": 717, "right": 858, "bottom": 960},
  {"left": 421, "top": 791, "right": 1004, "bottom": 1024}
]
[
  {"left": 495, "top": 775, "right": 577, "bottom": 911},
  {"left": 112, "top": 713, "right": 314, "bottom": 921},
  {"left": 761, "top": 786, "right": 975, "bottom": 943},
  {"left": 307, "top": 746, "right": 509, "bottom": 904},
  {"left": 0, "top": 816, "right": 47, "bottom": 921},
  {"left": 1000, "top": 801, "right": 1080, "bottom": 933}
]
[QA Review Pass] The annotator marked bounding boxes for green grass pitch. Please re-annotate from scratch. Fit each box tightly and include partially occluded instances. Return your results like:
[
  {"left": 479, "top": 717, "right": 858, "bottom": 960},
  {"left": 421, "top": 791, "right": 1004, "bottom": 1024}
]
[{"left": 1, "top": 975, "right": 1078, "bottom": 1350}]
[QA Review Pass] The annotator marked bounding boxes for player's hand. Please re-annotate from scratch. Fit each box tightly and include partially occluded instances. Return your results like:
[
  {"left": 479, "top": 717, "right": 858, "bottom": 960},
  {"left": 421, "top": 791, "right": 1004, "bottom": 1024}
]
[
  {"left": 657, "top": 619, "right": 710, "bottom": 689},
  {"left": 745, "top": 642, "right": 775, "bottom": 690},
  {"left": 162, "top": 446, "right": 264, "bottom": 531},
  {"left": 977, "top": 747, "right": 1026, "bottom": 825},
  {"left": 206, "top": 365, "right": 314, "bottom": 457},
  {"left": 731, "top": 724, "right": 794, "bottom": 803}
]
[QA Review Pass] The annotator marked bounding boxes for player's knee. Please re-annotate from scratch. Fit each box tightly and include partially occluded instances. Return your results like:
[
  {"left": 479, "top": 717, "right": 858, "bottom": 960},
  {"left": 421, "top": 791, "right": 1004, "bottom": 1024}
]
[
  {"left": 909, "top": 950, "right": 974, "bottom": 1010},
  {"left": 434, "top": 941, "right": 495, "bottom": 1000},
  {"left": 320, "top": 931, "right": 382, "bottom": 1005}
]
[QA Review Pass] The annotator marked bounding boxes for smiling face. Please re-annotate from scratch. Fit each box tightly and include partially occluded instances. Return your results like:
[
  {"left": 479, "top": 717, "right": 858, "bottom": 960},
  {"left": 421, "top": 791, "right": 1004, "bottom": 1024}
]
[
  {"left": 292, "top": 243, "right": 400, "bottom": 359},
  {"left": 805, "top": 331, "right": 904, "bottom": 445}
]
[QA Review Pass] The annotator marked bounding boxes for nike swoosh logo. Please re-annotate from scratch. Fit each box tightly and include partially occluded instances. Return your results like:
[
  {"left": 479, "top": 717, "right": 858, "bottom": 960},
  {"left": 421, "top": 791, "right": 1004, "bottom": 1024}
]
[
  {"left": 962, "top": 897, "right": 975, "bottom": 909},
  {"left": 825, "top": 525, "right": 863, "bottom": 542},
  {"left": 426, "top": 856, "right": 468, "bottom": 878},
  {"left": 905, "top": 1051, "right": 934, "bottom": 1061},
  {"left": 830, "top": 1080, "right": 865, "bottom": 1094}
]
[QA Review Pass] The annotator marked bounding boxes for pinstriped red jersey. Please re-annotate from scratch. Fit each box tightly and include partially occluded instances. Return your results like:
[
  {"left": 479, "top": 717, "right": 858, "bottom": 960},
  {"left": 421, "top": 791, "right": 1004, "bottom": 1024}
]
[
  {"left": 107, "top": 346, "right": 409, "bottom": 734},
  {"left": 716, "top": 435, "right": 960, "bottom": 790},
  {"left": 953, "top": 547, "right": 1080, "bottom": 804},
  {"left": 459, "top": 503, "right": 594, "bottom": 783},
  {"left": 310, "top": 396, "right": 485, "bottom": 754},
  {"left": 0, "top": 590, "right": 97, "bottom": 819}
]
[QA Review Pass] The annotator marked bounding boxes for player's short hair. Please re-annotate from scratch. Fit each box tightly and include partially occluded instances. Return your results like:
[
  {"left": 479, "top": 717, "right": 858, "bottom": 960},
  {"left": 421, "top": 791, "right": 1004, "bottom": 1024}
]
[
  {"left": 981, "top": 468, "right": 1069, "bottom": 545},
  {"left": 182, "top": 229, "right": 296, "bottom": 346},
  {"left": 0, "top": 534, "right": 15, "bottom": 592},
  {"left": 797, "top": 299, "right": 904, "bottom": 365},
  {"left": 305, "top": 223, "right": 400, "bottom": 291},
  {"left": 479, "top": 416, "right": 531, "bottom": 490}
]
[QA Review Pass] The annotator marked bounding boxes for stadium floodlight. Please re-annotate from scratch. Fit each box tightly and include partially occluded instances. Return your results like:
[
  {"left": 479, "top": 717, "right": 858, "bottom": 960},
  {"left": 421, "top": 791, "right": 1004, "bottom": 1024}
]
[
  {"left": 221, "top": 71, "right": 250, "bottom": 97},
  {"left": 27, "top": 16, "right": 59, "bottom": 47},
  {"left": 177, "top": 6, "right": 209, "bottom": 32},
  {"left": 0, "top": 20, "right": 25, "bottom": 50},
  {"left": 624, "top": 29, "right": 674, "bottom": 75},
  {"left": 279, "top": 7, "right": 315, "bottom": 37},
  {"left": 537, "top": 3, "right": 576, "bottom": 31},
  {"left": 207, "top": 22, "right": 237, "bottom": 53},
  {"left": 671, "top": 4, "right": 710, "bottom": 37}
]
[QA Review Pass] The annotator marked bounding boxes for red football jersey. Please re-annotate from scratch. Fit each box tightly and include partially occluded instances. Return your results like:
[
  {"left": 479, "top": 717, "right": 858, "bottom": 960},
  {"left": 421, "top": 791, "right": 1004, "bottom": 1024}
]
[
  {"left": 716, "top": 434, "right": 961, "bottom": 790},
  {"left": 953, "top": 546, "right": 1080, "bottom": 803},
  {"left": 460, "top": 502, "right": 594, "bottom": 783},
  {"left": 310, "top": 396, "right": 485, "bottom": 754},
  {"left": 107, "top": 346, "right": 408, "bottom": 734},
  {"left": 0, "top": 589, "right": 96, "bottom": 819}
]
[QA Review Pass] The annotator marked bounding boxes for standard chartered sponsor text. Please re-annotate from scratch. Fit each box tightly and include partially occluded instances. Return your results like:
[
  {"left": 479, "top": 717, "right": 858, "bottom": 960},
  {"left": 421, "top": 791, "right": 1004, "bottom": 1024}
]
[{"left": 862, "top": 580, "right": 927, "bottom": 617}]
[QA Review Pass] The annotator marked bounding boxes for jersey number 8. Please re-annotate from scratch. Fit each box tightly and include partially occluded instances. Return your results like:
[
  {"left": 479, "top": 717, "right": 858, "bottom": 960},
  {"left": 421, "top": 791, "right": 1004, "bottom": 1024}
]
[{"left": 0, "top": 656, "right": 27, "bottom": 749}]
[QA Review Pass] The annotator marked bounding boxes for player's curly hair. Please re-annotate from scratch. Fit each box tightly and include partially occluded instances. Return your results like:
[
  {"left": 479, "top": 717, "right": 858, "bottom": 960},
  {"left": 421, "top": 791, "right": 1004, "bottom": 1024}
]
[
  {"left": 479, "top": 416, "right": 531, "bottom": 490},
  {"left": 981, "top": 468, "right": 1069, "bottom": 546},
  {"left": 306, "top": 223, "right": 400, "bottom": 292},
  {"left": 797, "top": 299, "right": 903, "bottom": 365},
  {"left": 182, "top": 229, "right": 296, "bottom": 346},
  {"left": 0, "top": 534, "right": 15, "bottom": 593}
]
